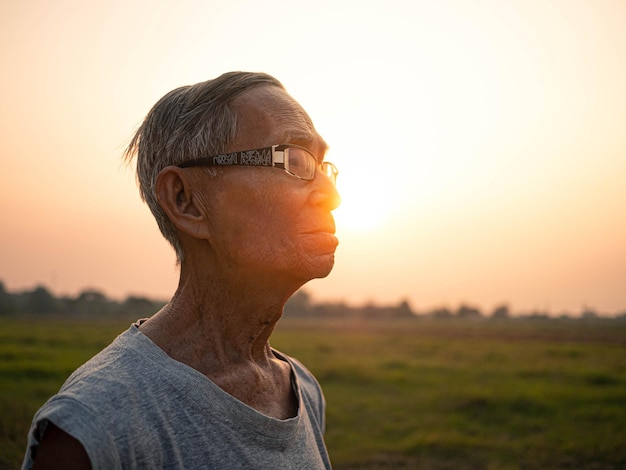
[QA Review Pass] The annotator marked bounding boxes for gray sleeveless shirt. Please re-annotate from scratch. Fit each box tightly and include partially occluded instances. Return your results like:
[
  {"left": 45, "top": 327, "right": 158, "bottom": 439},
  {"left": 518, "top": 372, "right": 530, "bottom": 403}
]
[{"left": 22, "top": 325, "right": 331, "bottom": 469}]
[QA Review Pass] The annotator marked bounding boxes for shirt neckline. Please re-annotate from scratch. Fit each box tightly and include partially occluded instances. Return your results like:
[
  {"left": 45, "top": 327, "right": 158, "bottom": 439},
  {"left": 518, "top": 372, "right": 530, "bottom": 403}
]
[{"left": 125, "top": 324, "right": 303, "bottom": 441}]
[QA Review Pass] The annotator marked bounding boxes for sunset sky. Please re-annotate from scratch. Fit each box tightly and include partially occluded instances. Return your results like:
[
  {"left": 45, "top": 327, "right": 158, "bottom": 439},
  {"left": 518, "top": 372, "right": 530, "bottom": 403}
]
[{"left": 1, "top": 0, "right": 625, "bottom": 315}]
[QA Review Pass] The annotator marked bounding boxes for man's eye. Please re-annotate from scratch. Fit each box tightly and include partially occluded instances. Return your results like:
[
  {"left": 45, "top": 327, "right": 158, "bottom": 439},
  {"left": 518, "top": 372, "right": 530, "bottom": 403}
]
[{"left": 287, "top": 149, "right": 314, "bottom": 178}]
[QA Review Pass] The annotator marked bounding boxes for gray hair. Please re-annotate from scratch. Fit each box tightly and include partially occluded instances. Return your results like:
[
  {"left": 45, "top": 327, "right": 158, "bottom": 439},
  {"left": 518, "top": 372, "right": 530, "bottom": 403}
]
[{"left": 123, "top": 72, "right": 285, "bottom": 263}]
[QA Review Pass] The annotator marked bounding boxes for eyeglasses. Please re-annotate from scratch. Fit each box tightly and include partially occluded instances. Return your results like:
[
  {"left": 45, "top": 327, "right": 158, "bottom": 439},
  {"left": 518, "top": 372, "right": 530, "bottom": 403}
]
[{"left": 178, "top": 144, "right": 338, "bottom": 185}]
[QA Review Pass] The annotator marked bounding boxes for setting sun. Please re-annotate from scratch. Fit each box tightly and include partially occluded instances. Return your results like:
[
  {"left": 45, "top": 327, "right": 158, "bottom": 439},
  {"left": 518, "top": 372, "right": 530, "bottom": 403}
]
[{"left": 332, "top": 166, "right": 391, "bottom": 234}]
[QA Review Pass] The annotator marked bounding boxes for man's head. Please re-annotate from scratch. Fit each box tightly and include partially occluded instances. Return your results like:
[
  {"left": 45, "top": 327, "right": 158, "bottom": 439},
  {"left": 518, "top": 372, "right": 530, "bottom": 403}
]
[
  {"left": 125, "top": 72, "right": 340, "bottom": 285},
  {"left": 124, "top": 72, "right": 284, "bottom": 262}
]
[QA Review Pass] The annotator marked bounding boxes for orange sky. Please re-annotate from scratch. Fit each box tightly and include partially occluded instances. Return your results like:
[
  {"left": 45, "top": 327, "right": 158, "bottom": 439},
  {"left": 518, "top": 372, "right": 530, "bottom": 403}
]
[{"left": 1, "top": 0, "right": 625, "bottom": 315}]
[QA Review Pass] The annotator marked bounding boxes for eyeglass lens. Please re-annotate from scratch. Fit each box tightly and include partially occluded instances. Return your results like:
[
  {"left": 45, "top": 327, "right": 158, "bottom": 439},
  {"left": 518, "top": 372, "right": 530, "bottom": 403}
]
[
  {"left": 285, "top": 147, "right": 337, "bottom": 185},
  {"left": 286, "top": 148, "right": 317, "bottom": 180}
]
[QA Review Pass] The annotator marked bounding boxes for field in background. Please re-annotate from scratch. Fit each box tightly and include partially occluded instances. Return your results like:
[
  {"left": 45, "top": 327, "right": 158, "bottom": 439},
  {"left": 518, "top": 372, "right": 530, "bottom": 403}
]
[{"left": 1, "top": 315, "right": 625, "bottom": 469}]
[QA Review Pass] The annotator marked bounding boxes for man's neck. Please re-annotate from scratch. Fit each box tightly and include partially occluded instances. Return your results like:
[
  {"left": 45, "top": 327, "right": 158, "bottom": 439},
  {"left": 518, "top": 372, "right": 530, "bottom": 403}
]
[
  {"left": 140, "top": 290, "right": 282, "bottom": 367},
  {"left": 137, "top": 275, "right": 299, "bottom": 419}
]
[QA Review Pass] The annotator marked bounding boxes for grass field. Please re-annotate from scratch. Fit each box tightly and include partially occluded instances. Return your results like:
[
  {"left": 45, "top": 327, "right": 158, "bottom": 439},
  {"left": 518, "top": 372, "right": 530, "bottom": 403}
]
[{"left": 1, "top": 315, "right": 625, "bottom": 469}]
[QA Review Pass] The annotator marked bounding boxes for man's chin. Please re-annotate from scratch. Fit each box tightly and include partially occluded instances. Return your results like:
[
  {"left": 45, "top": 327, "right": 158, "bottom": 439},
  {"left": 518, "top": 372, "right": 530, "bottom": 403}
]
[{"left": 310, "top": 253, "right": 336, "bottom": 280}]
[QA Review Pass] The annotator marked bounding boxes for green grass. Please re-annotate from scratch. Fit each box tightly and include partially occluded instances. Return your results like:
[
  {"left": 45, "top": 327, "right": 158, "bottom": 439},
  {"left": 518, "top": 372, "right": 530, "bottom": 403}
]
[{"left": 1, "top": 316, "right": 625, "bottom": 469}]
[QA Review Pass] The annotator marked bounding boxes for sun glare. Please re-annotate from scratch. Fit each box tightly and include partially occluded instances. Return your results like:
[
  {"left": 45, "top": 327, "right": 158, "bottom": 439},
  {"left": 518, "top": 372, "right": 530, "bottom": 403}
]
[{"left": 332, "top": 167, "right": 391, "bottom": 234}]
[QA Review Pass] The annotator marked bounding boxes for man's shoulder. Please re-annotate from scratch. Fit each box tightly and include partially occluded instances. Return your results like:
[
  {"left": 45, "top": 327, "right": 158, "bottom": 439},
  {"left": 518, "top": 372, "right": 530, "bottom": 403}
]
[
  {"left": 63, "top": 326, "right": 142, "bottom": 385},
  {"left": 24, "top": 327, "right": 177, "bottom": 470},
  {"left": 33, "top": 326, "right": 185, "bottom": 441},
  {"left": 59, "top": 325, "right": 174, "bottom": 406}
]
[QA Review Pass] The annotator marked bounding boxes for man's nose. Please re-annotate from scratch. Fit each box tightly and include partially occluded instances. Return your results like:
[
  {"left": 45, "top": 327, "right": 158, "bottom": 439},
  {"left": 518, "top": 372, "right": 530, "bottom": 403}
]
[{"left": 310, "top": 171, "right": 341, "bottom": 211}]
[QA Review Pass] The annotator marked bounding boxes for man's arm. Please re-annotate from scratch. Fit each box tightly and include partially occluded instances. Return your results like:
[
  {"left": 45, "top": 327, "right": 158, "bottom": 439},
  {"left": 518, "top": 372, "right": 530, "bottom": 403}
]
[{"left": 32, "top": 423, "right": 91, "bottom": 470}]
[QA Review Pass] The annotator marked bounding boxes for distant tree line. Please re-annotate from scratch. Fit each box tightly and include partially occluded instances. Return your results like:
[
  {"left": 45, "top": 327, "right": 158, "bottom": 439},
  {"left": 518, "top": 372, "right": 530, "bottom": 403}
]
[
  {"left": 0, "top": 281, "right": 165, "bottom": 317},
  {"left": 284, "top": 290, "right": 626, "bottom": 321},
  {"left": 1, "top": 281, "right": 625, "bottom": 321}
]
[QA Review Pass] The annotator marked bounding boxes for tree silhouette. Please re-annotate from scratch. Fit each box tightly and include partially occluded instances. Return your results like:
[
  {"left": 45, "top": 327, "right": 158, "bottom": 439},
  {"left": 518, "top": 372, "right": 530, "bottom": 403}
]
[
  {"left": 456, "top": 304, "right": 482, "bottom": 319},
  {"left": 0, "top": 281, "right": 16, "bottom": 315},
  {"left": 284, "top": 290, "right": 313, "bottom": 317},
  {"left": 27, "top": 285, "right": 59, "bottom": 314},
  {"left": 491, "top": 304, "right": 510, "bottom": 319}
]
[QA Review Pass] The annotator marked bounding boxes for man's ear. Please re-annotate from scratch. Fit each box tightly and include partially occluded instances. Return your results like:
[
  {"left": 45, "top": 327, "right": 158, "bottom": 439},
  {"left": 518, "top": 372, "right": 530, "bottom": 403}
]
[{"left": 155, "top": 166, "right": 210, "bottom": 239}]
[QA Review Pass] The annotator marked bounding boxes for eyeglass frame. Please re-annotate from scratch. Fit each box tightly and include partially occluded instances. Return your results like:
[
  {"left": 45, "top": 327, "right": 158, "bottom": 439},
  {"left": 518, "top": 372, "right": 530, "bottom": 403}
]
[{"left": 177, "top": 144, "right": 338, "bottom": 184}]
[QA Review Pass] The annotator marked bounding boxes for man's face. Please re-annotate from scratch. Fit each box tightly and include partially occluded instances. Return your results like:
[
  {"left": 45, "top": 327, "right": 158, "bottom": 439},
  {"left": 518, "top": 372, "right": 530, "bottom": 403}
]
[{"left": 195, "top": 86, "right": 341, "bottom": 284}]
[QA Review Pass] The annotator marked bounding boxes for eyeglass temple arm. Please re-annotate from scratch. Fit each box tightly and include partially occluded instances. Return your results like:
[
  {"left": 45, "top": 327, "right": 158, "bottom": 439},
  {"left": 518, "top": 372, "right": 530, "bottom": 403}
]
[{"left": 178, "top": 147, "right": 278, "bottom": 169}]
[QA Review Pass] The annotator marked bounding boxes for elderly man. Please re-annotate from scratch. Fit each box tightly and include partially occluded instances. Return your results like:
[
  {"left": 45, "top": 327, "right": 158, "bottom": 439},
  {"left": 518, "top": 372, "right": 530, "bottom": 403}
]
[{"left": 23, "top": 72, "right": 340, "bottom": 469}]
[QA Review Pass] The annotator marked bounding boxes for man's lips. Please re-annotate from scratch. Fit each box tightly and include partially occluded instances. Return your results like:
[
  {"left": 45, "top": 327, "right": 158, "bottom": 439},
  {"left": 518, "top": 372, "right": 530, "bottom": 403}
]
[
  {"left": 304, "top": 224, "right": 336, "bottom": 235},
  {"left": 301, "top": 215, "right": 337, "bottom": 236}
]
